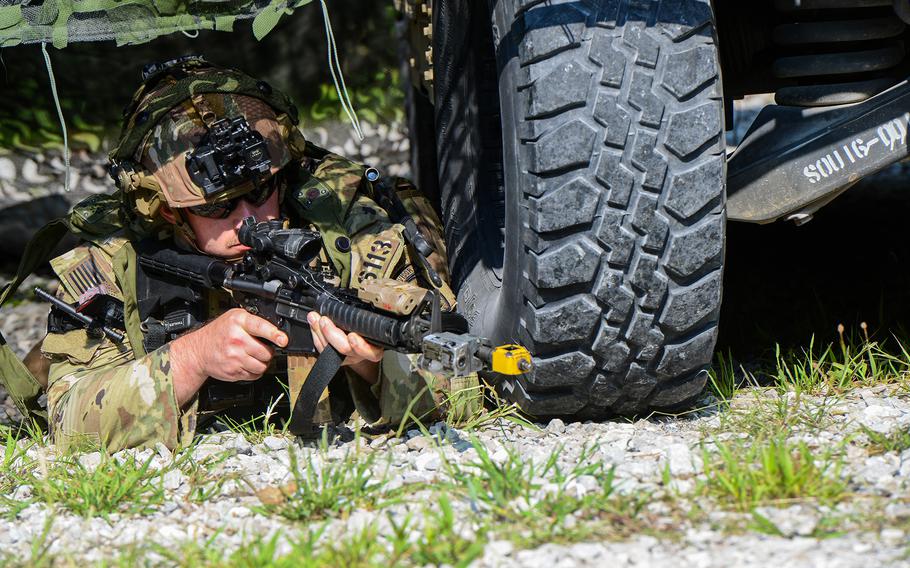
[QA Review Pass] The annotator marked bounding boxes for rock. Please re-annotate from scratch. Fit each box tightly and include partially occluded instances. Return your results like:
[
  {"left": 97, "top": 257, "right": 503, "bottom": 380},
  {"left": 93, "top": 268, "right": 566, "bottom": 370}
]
[
  {"left": 859, "top": 455, "right": 900, "bottom": 487},
  {"left": 753, "top": 505, "right": 819, "bottom": 537},
  {"left": 546, "top": 418, "right": 566, "bottom": 434},
  {"left": 11, "top": 485, "right": 31, "bottom": 501},
  {"left": 859, "top": 405, "right": 906, "bottom": 433},
  {"left": 0, "top": 158, "right": 15, "bottom": 181},
  {"left": 262, "top": 436, "right": 290, "bottom": 452},
  {"left": 414, "top": 452, "right": 440, "bottom": 471},
  {"left": 162, "top": 470, "right": 185, "bottom": 491},
  {"left": 78, "top": 452, "right": 102, "bottom": 471},
  {"left": 665, "top": 443, "right": 699, "bottom": 478},
  {"left": 406, "top": 436, "right": 432, "bottom": 452},
  {"left": 155, "top": 442, "right": 173, "bottom": 462}
]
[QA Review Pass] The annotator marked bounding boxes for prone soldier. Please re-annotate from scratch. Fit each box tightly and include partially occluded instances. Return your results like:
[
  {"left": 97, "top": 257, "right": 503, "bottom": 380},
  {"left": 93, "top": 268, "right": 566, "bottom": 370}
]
[{"left": 4, "top": 56, "right": 489, "bottom": 451}]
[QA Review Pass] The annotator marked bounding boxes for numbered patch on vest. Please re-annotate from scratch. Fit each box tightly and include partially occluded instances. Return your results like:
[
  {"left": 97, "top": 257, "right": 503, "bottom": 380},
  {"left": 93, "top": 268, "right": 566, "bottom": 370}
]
[{"left": 351, "top": 226, "right": 405, "bottom": 289}]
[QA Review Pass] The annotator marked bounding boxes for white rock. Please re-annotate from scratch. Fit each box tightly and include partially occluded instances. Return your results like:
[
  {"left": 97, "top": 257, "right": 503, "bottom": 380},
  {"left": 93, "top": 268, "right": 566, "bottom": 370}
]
[
  {"left": 11, "top": 484, "right": 31, "bottom": 501},
  {"left": 78, "top": 452, "right": 102, "bottom": 471},
  {"left": 414, "top": 452, "right": 440, "bottom": 471},
  {"left": 546, "top": 418, "right": 566, "bottom": 434},
  {"left": 860, "top": 405, "right": 906, "bottom": 433},
  {"left": 22, "top": 159, "right": 52, "bottom": 184},
  {"left": 228, "top": 506, "right": 251, "bottom": 519},
  {"left": 406, "top": 436, "right": 432, "bottom": 452},
  {"left": 155, "top": 442, "right": 173, "bottom": 462},
  {"left": 263, "top": 436, "right": 290, "bottom": 452},
  {"left": 0, "top": 157, "right": 15, "bottom": 181},
  {"left": 162, "top": 469, "right": 185, "bottom": 491},
  {"left": 665, "top": 443, "right": 700, "bottom": 478},
  {"left": 754, "top": 505, "right": 818, "bottom": 537}
]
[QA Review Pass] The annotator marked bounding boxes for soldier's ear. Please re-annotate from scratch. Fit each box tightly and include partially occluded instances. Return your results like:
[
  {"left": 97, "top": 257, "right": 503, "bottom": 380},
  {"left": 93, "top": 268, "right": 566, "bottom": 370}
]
[{"left": 159, "top": 204, "right": 177, "bottom": 225}]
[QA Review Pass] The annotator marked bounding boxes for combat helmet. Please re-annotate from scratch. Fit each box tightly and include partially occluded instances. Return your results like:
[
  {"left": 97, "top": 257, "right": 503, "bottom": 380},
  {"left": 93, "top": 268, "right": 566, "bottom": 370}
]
[{"left": 109, "top": 56, "right": 308, "bottom": 230}]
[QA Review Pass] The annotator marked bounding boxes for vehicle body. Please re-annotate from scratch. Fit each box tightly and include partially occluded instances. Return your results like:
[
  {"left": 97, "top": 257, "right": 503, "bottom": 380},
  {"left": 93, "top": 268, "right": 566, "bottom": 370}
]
[{"left": 395, "top": 0, "right": 910, "bottom": 418}]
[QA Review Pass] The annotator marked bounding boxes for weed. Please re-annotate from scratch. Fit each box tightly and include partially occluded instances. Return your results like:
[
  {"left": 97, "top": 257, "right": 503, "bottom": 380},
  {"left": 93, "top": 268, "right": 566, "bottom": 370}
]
[
  {"left": 24, "top": 453, "right": 165, "bottom": 518},
  {"left": 708, "top": 351, "right": 739, "bottom": 405},
  {"left": 387, "top": 497, "right": 485, "bottom": 568},
  {"left": 699, "top": 435, "right": 847, "bottom": 511},
  {"left": 0, "top": 426, "right": 34, "bottom": 494},
  {"left": 176, "top": 451, "right": 237, "bottom": 504},
  {"left": 257, "top": 445, "right": 389, "bottom": 522},
  {"left": 711, "top": 387, "right": 838, "bottom": 441},
  {"left": 771, "top": 331, "right": 910, "bottom": 395},
  {"left": 219, "top": 393, "right": 291, "bottom": 445},
  {"left": 444, "top": 440, "right": 645, "bottom": 547},
  {"left": 862, "top": 426, "right": 910, "bottom": 455},
  {"left": 451, "top": 381, "right": 535, "bottom": 433}
]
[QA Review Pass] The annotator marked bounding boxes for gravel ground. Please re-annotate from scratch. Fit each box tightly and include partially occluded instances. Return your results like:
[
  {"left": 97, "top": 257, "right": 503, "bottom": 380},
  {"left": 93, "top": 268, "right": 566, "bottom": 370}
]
[
  {"left": 1, "top": 109, "right": 910, "bottom": 565},
  {"left": 0, "top": 386, "right": 906, "bottom": 566}
]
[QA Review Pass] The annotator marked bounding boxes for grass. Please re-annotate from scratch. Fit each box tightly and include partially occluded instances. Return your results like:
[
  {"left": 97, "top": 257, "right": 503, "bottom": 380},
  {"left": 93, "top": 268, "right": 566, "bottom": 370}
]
[
  {"left": 0, "top": 425, "right": 36, "bottom": 494},
  {"left": 21, "top": 453, "right": 166, "bottom": 518},
  {"left": 219, "top": 393, "right": 292, "bottom": 445},
  {"left": 862, "top": 426, "right": 910, "bottom": 455},
  {"left": 387, "top": 498, "right": 486, "bottom": 567},
  {"left": 441, "top": 440, "right": 648, "bottom": 547},
  {"left": 254, "top": 443, "right": 392, "bottom": 523},
  {"left": 707, "top": 328, "right": 910, "bottom": 417},
  {"left": 698, "top": 435, "right": 848, "bottom": 512}
]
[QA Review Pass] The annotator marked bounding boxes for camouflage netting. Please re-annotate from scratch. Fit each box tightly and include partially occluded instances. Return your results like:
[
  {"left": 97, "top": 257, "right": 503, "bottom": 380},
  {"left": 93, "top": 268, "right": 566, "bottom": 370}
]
[{"left": 0, "top": 0, "right": 313, "bottom": 48}]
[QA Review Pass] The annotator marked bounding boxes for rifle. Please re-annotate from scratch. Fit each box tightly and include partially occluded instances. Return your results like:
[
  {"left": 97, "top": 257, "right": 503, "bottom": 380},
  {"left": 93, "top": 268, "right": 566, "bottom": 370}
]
[{"left": 136, "top": 216, "right": 532, "bottom": 434}]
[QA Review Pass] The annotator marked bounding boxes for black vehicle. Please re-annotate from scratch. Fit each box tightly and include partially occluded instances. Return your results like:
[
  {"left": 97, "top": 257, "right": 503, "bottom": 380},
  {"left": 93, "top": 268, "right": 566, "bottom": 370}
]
[{"left": 396, "top": 0, "right": 910, "bottom": 418}]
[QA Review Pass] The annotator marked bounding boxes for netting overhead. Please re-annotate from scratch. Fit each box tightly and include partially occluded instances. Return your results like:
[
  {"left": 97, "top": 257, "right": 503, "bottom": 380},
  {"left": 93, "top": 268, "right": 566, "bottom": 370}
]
[{"left": 0, "top": 0, "right": 313, "bottom": 48}]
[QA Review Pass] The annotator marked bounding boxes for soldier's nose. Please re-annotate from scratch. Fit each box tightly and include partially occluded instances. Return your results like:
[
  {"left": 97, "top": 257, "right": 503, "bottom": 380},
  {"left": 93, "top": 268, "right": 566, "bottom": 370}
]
[{"left": 233, "top": 199, "right": 255, "bottom": 228}]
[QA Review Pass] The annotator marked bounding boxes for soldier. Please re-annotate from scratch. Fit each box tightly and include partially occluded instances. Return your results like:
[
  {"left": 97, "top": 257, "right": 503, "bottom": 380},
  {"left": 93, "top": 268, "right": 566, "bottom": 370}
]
[{"left": 32, "top": 56, "right": 475, "bottom": 451}]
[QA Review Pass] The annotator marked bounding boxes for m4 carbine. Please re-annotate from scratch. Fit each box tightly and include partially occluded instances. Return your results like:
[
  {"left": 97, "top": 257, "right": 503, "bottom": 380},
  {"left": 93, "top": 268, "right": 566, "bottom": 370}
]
[{"left": 137, "top": 217, "right": 532, "bottom": 433}]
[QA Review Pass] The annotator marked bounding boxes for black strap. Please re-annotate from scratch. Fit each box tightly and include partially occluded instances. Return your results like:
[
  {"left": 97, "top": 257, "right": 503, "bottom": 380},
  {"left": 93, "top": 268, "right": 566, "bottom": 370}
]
[{"left": 287, "top": 345, "right": 343, "bottom": 438}]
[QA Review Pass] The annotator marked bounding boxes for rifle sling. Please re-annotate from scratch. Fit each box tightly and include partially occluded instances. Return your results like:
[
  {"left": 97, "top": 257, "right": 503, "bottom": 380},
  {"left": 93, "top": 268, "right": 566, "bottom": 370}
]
[{"left": 287, "top": 345, "right": 343, "bottom": 437}]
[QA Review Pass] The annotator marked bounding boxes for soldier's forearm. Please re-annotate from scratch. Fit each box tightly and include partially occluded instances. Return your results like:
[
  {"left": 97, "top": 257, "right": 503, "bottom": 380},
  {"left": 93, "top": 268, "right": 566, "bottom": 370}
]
[
  {"left": 168, "top": 332, "right": 210, "bottom": 406},
  {"left": 347, "top": 359, "right": 379, "bottom": 385}
]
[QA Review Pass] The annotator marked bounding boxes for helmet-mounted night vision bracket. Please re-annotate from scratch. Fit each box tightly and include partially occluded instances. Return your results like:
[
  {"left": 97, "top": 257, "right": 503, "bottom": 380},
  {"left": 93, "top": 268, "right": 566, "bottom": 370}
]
[{"left": 185, "top": 116, "right": 272, "bottom": 198}]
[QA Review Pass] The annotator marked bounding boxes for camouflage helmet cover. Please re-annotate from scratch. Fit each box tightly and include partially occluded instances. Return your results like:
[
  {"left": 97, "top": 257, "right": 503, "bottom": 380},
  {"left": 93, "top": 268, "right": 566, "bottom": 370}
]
[
  {"left": 112, "top": 57, "right": 303, "bottom": 209},
  {"left": 140, "top": 93, "right": 292, "bottom": 208}
]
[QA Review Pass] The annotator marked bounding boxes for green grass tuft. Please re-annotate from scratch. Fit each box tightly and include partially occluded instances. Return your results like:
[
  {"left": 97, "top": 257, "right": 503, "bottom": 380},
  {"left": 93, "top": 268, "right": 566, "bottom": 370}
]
[
  {"left": 699, "top": 435, "right": 847, "bottom": 512},
  {"left": 863, "top": 426, "right": 910, "bottom": 455},
  {"left": 17, "top": 453, "right": 165, "bottom": 518},
  {"left": 256, "top": 445, "right": 390, "bottom": 523}
]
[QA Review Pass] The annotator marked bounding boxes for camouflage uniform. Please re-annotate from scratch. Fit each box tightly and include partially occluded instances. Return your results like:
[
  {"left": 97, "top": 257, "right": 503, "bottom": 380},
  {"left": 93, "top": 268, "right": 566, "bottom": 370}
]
[
  {"left": 41, "top": 165, "right": 476, "bottom": 451},
  {"left": 37, "top": 60, "right": 477, "bottom": 452}
]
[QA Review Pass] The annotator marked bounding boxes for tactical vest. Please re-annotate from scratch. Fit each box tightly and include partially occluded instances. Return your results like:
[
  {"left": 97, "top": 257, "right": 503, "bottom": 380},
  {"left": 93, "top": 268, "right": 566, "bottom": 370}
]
[{"left": 0, "top": 146, "right": 446, "bottom": 429}]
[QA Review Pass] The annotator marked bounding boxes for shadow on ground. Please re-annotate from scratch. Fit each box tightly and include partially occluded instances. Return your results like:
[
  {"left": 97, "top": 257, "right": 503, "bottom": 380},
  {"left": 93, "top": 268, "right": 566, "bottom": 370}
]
[{"left": 718, "top": 167, "right": 910, "bottom": 360}]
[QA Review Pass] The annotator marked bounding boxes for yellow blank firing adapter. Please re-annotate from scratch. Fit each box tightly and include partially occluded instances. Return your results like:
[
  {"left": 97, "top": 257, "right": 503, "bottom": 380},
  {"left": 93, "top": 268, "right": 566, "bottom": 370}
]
[
  {"left": 491, "top": 344, "right": 533, "bottom": 375},
  {"left": 419, "top": 333, "right": 534, "bottom": 377}
]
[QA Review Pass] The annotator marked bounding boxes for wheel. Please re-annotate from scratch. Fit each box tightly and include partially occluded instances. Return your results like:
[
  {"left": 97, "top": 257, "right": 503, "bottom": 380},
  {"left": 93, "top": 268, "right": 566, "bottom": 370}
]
[{"left": 428, "top": 0, "right": 726, "bottom": 417}]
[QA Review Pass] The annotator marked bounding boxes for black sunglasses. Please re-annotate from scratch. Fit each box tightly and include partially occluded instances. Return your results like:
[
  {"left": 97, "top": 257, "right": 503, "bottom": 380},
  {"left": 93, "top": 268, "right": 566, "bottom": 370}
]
[{"left": 186, "top": 174, "right": 283, "bottom": 219}]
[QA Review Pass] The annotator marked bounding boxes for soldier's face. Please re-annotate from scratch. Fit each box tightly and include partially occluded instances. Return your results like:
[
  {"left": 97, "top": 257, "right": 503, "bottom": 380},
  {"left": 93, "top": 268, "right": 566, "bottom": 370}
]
[{"left": 183, "top": 190, "right": 281, "bottom": 257}]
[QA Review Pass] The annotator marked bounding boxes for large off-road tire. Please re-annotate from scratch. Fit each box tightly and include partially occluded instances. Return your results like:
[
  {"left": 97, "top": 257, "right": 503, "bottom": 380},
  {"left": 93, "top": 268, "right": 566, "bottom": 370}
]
[{"left": 428, "top": 0, "right": 726, "bottom": 417}]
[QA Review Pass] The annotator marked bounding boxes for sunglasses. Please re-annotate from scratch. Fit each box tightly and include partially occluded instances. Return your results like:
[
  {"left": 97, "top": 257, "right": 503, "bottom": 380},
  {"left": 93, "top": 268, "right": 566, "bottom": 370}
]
[{"left": 186, "top": 174, "right": 283, "bottom": 219}]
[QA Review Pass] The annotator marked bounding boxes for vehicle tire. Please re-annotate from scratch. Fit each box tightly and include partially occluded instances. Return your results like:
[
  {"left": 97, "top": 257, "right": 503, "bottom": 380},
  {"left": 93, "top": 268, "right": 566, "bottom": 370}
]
[{"left": 430, "top": 0, "right": 726, "bottom": 417}]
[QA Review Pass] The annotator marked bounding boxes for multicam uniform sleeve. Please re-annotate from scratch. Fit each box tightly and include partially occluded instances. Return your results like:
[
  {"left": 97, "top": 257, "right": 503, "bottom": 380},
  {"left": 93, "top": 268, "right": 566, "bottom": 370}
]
[
  {"left": 43, "top": 338, "right": 197, "bottom": 452},
  {"left": 41, "top": 245, "right": 198, "bottom": 452}
]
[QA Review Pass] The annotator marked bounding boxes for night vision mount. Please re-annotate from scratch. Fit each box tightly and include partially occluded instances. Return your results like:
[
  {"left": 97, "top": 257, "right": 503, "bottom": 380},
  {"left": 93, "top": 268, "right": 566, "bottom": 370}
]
[{"left": 185, "top": 116, "right": 272, "bottom": 197}]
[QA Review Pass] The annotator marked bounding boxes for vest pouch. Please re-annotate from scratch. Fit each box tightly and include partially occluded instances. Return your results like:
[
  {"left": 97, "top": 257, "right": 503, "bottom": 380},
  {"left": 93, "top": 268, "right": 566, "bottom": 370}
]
[{"left": 0, "top": 333, "right": 48, "bottom": 427}]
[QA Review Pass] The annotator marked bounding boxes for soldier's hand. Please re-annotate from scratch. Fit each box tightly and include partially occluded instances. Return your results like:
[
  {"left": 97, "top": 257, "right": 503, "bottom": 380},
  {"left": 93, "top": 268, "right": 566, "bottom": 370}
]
[
  {"left": 307, "top": 312, "right": 383, "bottom": 384},
  {"left": 170, "top": 308, "right": 289, "bottom": 404}
]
